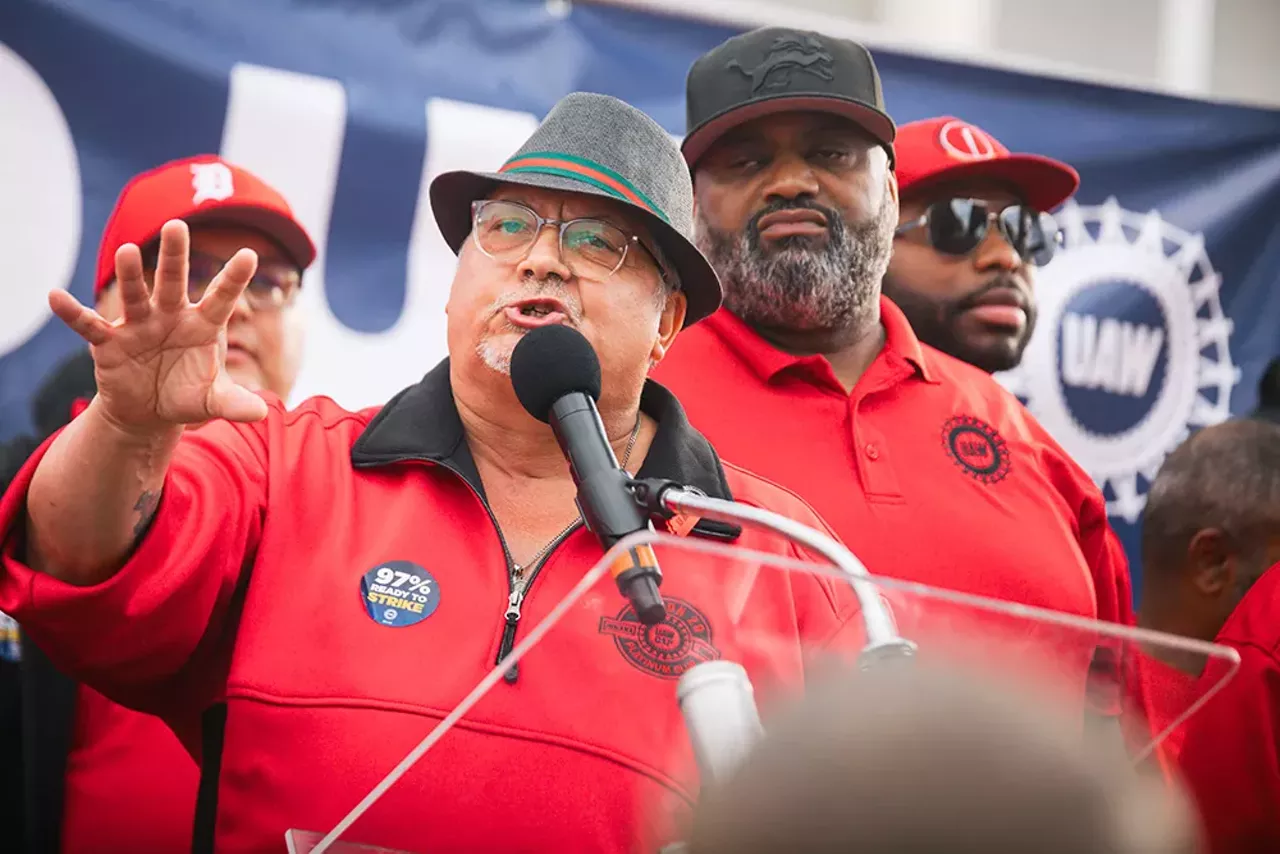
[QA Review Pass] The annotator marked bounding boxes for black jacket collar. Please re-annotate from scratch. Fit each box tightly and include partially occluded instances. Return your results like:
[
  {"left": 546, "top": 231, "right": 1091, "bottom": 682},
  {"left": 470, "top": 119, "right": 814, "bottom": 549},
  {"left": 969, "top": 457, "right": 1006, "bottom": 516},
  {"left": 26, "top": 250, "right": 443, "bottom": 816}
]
[{"left": 351, "top": 359, "right": 734, "bottom": 504}]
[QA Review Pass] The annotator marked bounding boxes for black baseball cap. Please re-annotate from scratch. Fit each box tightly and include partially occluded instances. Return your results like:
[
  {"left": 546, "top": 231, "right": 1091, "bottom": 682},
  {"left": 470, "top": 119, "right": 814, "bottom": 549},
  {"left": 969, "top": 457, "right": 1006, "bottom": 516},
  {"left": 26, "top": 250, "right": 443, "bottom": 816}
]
[{"left": 683, "top": 27, "right": 896, "bottom": 169}]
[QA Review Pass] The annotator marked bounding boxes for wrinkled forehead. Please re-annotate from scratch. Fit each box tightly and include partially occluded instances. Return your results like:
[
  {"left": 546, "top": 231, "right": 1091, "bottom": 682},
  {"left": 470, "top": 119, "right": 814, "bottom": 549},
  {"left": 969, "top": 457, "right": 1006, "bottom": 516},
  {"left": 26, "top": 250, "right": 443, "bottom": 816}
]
[{"left": 485, "top": 184, "right": 654, "bottom": 240}]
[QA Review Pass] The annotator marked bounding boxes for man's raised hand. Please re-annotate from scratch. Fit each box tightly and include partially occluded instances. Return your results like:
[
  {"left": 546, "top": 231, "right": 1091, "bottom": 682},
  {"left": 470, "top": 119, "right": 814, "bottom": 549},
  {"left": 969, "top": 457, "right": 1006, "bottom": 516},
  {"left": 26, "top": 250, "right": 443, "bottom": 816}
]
[{"left": 48, "top": 219, "right": 270, "bottom": 435}]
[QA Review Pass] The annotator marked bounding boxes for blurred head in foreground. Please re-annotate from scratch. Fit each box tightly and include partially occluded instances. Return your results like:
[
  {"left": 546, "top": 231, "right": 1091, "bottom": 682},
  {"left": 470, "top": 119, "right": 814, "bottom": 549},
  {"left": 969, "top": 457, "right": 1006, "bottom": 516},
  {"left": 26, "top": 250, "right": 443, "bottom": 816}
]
[{"left": 688, "top": 665, "right": 1195, "bottom": 854}]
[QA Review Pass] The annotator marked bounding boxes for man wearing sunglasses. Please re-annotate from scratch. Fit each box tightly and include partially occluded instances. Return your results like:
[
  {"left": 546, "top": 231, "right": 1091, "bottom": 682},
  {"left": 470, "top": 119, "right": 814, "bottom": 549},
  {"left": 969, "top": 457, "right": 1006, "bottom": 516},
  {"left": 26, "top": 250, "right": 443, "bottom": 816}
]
[
  {"left": 656, "top": 28, "right": 1133, "bottom": 638},
  {"left": 882, "top": 116, "right": 1078, "bottom": 374},
  {"left": 0, "top": 154, "right": 313, "bottom": 853}
]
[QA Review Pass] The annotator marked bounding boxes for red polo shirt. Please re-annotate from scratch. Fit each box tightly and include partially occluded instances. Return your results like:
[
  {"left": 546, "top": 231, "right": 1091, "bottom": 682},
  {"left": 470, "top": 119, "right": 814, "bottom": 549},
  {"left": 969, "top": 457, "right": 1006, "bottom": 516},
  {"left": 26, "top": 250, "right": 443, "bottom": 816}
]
[
  {"left": 652, "top": 299, "right": 1133, "bottom": 627},
  {"left": 1174, "top": 562, "right": 1280, "bottom": 854}
]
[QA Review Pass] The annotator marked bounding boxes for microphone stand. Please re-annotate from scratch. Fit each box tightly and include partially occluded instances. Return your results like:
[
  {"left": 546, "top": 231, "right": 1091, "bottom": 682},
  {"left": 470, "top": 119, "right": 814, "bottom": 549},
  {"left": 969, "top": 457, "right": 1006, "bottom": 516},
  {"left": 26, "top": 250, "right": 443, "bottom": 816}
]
[
  {"left": 630, "top": 479, "right": 916, "bottom": 666},
  {"left": 629, "top": 479, "right": 916, "bottom": 816}
]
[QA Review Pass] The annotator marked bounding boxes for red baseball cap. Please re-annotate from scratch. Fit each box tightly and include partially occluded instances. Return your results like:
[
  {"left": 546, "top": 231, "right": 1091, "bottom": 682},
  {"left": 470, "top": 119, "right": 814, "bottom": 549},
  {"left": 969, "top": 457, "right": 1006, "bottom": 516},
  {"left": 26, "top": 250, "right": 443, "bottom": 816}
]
[
  {"left": 895, "top": 117, "right": 1080, "bottom": 213},
  {"left": 94, "top": 155, "right": 316, "bottom": 297}
]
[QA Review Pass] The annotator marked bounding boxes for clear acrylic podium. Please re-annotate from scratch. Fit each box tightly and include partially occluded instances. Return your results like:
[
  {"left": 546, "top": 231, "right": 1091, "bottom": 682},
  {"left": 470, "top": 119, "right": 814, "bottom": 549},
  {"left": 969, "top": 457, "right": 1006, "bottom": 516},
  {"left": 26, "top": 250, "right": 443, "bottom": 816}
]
[{"left": 286, "top": 530, "right": 1239, "bottom": 853}]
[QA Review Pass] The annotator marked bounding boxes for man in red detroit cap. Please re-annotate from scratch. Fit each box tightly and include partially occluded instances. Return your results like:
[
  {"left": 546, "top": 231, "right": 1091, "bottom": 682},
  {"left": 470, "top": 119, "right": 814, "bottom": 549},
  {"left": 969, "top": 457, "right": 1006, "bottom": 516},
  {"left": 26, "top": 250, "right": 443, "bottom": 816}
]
[
  {"left": 94, "top": 154, "right": 315, "bottom": 395},
  {"left": 0, "top": 154, "right": 314, "bottom": 853},
  {"left": 883, "top": 116, "right": 1079, "bottom": 373}
]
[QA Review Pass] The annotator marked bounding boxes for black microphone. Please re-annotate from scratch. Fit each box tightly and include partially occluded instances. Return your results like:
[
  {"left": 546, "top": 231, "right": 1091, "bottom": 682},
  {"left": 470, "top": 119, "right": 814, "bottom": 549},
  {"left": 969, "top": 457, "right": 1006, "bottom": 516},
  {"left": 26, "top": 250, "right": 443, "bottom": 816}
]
[{"left": 510, "top": 325, "right": 667, "bottom": 625}]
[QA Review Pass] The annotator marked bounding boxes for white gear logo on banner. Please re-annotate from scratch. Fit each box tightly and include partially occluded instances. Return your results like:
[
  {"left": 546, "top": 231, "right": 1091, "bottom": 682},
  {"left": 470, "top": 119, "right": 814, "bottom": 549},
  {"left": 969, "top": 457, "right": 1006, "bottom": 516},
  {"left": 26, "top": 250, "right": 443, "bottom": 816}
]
[{"left": 1001, "top": 197, "right": 1239, "bottom": 524}]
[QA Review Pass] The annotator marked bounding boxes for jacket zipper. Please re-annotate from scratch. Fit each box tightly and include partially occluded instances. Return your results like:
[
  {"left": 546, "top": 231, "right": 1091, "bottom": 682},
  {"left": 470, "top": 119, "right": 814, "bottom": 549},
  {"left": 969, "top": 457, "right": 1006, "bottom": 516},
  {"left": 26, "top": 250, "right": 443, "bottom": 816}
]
[
  {"left": 358, "top": 455, "right": 581, "bottom": 686},
  {"left": 495, "top": 522, "right": 581, "bottom": 683}
]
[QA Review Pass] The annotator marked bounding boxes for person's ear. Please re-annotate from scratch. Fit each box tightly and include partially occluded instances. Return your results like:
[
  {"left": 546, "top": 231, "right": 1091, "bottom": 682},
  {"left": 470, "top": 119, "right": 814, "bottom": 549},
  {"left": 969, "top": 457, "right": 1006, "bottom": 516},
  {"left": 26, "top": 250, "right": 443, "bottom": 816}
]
[
  {"left": 1188, "top": 528, "right": 1234, "bottom": 596},
  {"left": 650, "top": 290, "right": 687, "bottom": 367},
  {"left": 885, "top": 162, "right": 899, "bottom": 207}
]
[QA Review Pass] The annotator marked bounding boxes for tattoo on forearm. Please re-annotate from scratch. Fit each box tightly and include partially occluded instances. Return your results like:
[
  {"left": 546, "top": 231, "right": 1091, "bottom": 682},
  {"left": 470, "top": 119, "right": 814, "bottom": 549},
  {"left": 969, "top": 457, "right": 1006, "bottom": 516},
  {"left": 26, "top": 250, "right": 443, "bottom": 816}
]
[{"left": 132, "top": 490, "right": 160, "bottom": 540}]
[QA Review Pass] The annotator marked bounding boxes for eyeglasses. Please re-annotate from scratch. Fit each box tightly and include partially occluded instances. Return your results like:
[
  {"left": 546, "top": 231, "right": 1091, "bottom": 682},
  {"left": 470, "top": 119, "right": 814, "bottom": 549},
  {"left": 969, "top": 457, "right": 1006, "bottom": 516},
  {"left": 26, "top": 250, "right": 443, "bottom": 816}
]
[
  {"left": 895, "top": 198, "right": 1062, "bottom": 267},
  {"left": 470, "top": 199, "right": 662, "bottom": 282},
  {"left": 142, "top": 248, "right": 302, "bottom": 311}
]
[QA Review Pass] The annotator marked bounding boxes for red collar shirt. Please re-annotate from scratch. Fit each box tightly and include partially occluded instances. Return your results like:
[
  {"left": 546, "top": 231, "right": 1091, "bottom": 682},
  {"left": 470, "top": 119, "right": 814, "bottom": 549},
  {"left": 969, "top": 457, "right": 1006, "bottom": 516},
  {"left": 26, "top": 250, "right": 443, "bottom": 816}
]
[
  {"left": 1175, "top": 562, "right": 1280, "bottom": 854},
  {"left": 652, "top": 298, "right": 1133, "bottom": 627}
]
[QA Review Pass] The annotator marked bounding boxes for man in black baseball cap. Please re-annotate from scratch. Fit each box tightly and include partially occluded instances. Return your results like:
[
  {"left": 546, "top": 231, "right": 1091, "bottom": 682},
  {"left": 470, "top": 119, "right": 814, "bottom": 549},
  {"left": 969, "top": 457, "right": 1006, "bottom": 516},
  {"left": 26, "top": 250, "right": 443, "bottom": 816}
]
[
  {"left": 682, "top": 28, "right": 896, "bottom": 168},
  {"left": 654, "top": 29, "right": 1135, "bottom": 657},
  {"left": 656, "top": 26, "right": 900, "bottom": 389}
]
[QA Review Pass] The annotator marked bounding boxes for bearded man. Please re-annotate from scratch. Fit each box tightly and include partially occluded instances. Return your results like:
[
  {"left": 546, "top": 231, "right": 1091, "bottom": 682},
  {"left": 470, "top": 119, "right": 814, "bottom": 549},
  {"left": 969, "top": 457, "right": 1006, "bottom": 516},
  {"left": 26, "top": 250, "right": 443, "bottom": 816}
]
[
  {"left": 882, "top": 116, "right": 1078, "bottom": 374},
  {"left": 654, "top": 27, "right": 1134, "bottom": 631}
]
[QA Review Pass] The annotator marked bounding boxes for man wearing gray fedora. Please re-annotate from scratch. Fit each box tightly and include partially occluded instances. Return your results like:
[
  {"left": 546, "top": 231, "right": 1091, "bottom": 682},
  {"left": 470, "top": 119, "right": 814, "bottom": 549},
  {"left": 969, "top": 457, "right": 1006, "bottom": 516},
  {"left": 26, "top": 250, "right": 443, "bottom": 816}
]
[{"left": 0, "top": 91, "right": 866, "bottom": 852}]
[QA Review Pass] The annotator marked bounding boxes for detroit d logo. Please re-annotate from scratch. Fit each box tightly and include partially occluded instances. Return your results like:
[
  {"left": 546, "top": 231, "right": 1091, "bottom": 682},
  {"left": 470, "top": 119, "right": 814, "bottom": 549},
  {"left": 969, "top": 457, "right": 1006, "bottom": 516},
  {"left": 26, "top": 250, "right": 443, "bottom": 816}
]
[
  {"left": 1000, "top": 197, "right": 1238, "bottom": 523},
  {"left": 190, "top": 162, "right": 235, "bottom": 204},
  {"left": 727, "top": 35, "right": 834, "bottom": 93}
]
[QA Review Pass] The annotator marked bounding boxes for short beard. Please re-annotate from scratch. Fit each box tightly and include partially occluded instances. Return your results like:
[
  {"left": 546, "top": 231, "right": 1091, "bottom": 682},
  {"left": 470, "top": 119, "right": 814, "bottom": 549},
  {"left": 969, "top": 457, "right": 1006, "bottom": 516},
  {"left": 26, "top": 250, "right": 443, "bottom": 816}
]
[
  {"left": 880, "top": 272, "right": 1036, "bottom": 374},
  {"left": 697, "top": 193, "right": 897, "bottom": 333},
  {"left": 477, "top": 338, "right": 514, "bottom": 376}
]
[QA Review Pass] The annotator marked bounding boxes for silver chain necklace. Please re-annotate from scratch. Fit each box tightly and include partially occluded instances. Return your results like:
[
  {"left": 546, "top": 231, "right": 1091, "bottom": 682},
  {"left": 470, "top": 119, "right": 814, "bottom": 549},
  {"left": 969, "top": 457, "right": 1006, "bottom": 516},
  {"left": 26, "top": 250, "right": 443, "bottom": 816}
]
[{"left": 511, "top": 414, "right": 642, "bottom": 580}]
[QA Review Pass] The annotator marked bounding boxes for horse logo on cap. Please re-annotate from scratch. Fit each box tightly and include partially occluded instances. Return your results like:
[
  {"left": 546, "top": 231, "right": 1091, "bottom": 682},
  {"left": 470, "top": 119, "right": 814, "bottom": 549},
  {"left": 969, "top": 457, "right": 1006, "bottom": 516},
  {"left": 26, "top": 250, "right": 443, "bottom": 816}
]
[
  {"left": 938, "top": 120, "right": 998, "bottom": 161},
  {"left": 190, "top": 162, "right": 235, "bottom": 205},
  {"left": 727, "top": 35, "right": 834, "bottom": 93}
]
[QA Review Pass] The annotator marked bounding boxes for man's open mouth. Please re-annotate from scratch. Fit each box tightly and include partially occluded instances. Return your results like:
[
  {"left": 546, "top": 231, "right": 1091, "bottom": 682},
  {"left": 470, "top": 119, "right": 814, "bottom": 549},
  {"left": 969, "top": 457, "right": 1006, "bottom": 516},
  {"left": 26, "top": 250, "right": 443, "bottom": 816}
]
[{"left": 504, "top": 297, "right": 571, "bottom": 328}]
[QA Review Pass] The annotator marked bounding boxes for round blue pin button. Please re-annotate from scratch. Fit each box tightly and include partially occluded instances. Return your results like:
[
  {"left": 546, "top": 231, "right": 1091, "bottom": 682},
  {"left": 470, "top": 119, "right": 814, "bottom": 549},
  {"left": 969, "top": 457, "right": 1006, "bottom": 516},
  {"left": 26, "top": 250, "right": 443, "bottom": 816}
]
[{"left": 360, "top": 561, "right": 440, "bottom": 627}]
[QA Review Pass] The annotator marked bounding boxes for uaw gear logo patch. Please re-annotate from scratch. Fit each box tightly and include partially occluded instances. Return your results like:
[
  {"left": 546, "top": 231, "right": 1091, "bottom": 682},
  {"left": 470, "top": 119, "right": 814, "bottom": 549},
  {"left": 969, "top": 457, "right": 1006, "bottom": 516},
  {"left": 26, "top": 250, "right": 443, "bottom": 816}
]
[
  {"left": 942, "top": 415, "right": 1011, "bottom": 484},
  {"left": 726, "top": 35, "right": 834, "bottom": 93},
  {"left": 998, "top": 198, "right": 1239, "bottom": 523},
  {"left": 599, "top": 597, "right": 719, "bottom": 679}
]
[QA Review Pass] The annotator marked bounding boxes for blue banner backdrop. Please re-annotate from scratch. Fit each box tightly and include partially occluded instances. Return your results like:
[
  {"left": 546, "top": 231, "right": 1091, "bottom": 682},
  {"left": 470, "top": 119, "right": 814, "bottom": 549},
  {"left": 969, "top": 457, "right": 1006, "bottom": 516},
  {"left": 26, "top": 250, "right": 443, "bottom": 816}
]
[{"left": 3, "top": 0, "right": 1280, "bottom": 592}]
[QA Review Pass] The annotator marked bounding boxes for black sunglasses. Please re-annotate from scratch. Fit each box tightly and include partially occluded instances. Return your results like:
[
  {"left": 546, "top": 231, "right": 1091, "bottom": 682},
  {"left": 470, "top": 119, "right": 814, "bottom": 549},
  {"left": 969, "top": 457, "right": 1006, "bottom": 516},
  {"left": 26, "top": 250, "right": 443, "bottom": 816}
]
[{"left": 895, "top": 198, "right": 1062, "bottom": 267}]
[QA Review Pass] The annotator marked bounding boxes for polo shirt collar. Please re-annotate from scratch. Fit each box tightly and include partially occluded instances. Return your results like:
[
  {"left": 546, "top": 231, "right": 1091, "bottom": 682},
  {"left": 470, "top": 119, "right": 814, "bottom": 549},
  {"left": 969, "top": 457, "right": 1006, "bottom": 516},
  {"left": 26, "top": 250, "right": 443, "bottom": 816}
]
[
  {"left": 351, "top": 358, "right": 735, "bottom": 503},
  {"left": 879, "top": 296, "right": 939, "bottom": 384},
  {"left": 704, "top": 295, "right": 938, "bottom": 386}
]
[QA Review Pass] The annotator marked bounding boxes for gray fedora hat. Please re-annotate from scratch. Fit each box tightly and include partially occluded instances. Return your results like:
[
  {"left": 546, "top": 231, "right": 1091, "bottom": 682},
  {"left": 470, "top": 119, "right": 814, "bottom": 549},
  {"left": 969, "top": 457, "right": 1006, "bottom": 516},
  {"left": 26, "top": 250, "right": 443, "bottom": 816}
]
[{"left": 430, "top": 91, "right": 722, "bottom": 326}]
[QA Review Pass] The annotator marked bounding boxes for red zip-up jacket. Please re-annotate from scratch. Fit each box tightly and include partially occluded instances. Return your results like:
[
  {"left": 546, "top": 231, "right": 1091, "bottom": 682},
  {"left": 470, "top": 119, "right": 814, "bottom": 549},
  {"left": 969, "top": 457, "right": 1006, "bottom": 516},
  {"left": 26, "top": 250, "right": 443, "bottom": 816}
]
[
  {"left": 2, "top": 358, "right": 200, "bottom": 854},
  {"left": 0, "top": 362, "right": 870, "bottom": 854},
  {"left": 59, "top": 397, "right": 202, "bottom": 854}
]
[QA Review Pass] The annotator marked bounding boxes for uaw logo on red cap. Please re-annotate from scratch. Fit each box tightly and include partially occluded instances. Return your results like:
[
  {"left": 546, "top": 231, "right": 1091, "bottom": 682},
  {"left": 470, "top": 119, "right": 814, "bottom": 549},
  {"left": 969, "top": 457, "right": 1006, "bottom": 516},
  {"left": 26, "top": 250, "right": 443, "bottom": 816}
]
[{"left": 937, "top": 119, "right": 999, "bottom": 162}]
